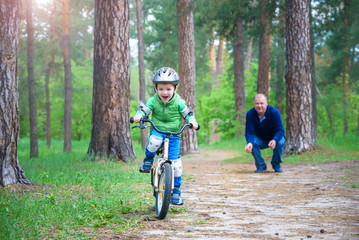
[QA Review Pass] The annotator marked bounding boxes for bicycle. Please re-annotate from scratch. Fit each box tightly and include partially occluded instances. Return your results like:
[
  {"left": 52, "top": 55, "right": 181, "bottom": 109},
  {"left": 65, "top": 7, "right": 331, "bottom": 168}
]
[{"left": 130, "top": 117, "right": 199, "bottom": 219}]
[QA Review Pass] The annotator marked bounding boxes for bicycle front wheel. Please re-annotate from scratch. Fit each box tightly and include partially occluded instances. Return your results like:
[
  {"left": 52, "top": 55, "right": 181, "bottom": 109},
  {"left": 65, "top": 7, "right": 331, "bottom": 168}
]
[{"left": 155, "top": 162, "right": 172, "bottom": 219}]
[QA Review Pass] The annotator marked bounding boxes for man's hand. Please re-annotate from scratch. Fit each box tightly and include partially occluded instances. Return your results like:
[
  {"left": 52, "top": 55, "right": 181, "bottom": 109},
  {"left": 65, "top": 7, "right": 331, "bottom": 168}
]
[
  {"left": 268, "top": 140, "right": 276, "bottom": 150},
  {"left": 245, "top": 143, "right": 253, "bottom": 153},
  {"left": 133, "top": 115, "right": 142, "bottom": 123}
]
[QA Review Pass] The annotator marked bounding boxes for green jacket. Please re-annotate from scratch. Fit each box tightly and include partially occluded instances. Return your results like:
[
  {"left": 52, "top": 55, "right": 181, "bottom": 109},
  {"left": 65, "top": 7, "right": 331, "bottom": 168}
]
[{"left": 135, "top": 93, "right": 195, "bottom": 132}]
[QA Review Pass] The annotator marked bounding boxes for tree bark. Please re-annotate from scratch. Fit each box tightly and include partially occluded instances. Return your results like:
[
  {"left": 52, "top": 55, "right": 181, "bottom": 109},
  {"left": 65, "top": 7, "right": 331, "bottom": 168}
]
[
  {"left": 309, "top": 0, "right": 317, "bottom": 141},
  {"left": 208, "top": 28, "right": 216, "bottom": 81},
  {"left": 257, "top": 0, "right": 271, "bottom": 96},
  {"left": 285, "top": 0, "right": 316, "bottom": 154},
  {"left": 233, "top": 17, "right": 246, "bottom": 136},
  {"left": 215, "top": 37, "right": 225, "bottom": 83},
  {"left": 62, "top": 0, "right": 72, "bottom": 152},
  {"left": 26, "top": 0, "right": 38, "bottom": 158},
  {"left": 341, "top": 0, "right": 349, "bottom": 134},
  {"left": 88, "top": 0, "right": 136, "bottom": 162},
  {"left": 176, "top": 0, "right": 199, "bottom": 154},
  {"left": 244, "top": 36, "right": 253, "bottom": 71},
  {"left": 0, "top": 0, "right": 32, "bottom": 187},
  {"left": 135, "top": 0, "right": 148, "bottom": 150}
]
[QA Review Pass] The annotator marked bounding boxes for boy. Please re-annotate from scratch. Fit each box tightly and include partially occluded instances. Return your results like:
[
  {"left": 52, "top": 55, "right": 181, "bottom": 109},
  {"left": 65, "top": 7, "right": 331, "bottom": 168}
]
[{"left": 133, "top": 67, "right": 199, "bottom": 205}]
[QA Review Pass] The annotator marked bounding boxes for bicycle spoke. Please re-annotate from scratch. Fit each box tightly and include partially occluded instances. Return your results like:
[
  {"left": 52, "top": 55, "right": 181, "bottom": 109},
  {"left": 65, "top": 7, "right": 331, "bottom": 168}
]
[{"left": 155, "top": 163, "right": 172, "bottom": 219}]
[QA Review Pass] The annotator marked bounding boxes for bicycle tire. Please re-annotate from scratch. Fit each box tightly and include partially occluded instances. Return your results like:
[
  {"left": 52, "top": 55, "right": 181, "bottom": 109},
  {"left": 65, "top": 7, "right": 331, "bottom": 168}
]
[{"left": 155, "top": 162, "right": 172, "bottom": 219}]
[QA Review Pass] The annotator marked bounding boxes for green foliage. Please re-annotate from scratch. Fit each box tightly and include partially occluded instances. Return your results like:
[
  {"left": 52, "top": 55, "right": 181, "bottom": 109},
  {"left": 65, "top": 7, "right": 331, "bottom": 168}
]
[
  {"left": 317, "top": 82, "right": 359, "bottom": 137},
  {"left": 142, "top": 0, "right": 178, "bottom": 71},
  {"left": 244, "top": 62, "right": 259, "bottom": 110},
  {"left": 18, "top": 0, "right": 94, "bottom": 141},
  {"left": 196, "top": 61, "right": 258, "bottom": 143},
  {"left": 313, "top": 0, "right": 359, "bottom": 136},
  {"left": 129, "top": 100, "right": 142, "bottom": 145},
  {"left": 196, "top": 0, "right": 256, "bottom": 38},
  {"left": 0, "top": 139, "right": 150, "bottom": 239},
  {"left": 197, "top": 75, "right": 236, "bottom": 143},
  {"left": 71, "top": 59, "right": 93, "bottom": 140}
]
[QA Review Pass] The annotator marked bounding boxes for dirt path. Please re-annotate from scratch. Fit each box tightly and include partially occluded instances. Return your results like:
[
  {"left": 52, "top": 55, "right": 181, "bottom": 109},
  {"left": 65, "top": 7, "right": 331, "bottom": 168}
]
[{"left": 125, "top": 149, "right": 359, "bottom": 240}]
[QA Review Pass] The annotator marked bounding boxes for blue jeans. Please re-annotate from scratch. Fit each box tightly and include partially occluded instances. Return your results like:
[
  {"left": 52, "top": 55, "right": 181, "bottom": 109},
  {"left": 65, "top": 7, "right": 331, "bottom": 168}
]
[
  {"left": 251, "top": 136, "right": 285, "bottom": 170},
  {"left": 144, "top": 129, "right": 182, "bottom": 187}
]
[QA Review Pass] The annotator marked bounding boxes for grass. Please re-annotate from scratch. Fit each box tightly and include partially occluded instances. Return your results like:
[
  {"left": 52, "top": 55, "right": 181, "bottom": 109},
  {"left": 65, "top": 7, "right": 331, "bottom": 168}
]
[
  {"left": 1, "top": 135, "right": 358, "bottom": 239},
  {"left": 204, "top": 134, "right": 359, "bottom": 164},
  {"left": 1, "top": 139, "right": 151, "bottom": 239}
]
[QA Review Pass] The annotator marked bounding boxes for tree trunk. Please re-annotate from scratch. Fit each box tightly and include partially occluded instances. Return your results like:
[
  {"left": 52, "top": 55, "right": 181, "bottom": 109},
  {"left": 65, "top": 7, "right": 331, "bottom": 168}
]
[
  {"left": 341, "top": 0, "right": 349, "bottom": 134},
  {"left": 176, "top": 0, "right": 199, "bottom": 154},
  {"left": 244, "top": 36, "right": 253, "bottom": 71},
  {"left": 285, "top": 0, "right": 316, "bottom": 154},
  {"left": 135, "top": 0, "right": 148, "bottom": 150},
  {"left": 215, "top": 37, "right": 225, "bottom": 83},
  {"left": 257, "top": 0, "right": 271, "bottom": 96},
  {"left": 88, "top": 0, "right": 136, "bottom": 162},
  {"left": 0, "top": 0, "right": 32, "bottom": 187},
  {"left": 26, "top": 0, "right": 38, "bottom": 158},
  {"left": 62, "top": 0, "right": 72, "bottom": 152},
  {"left": 233, "top": 17, "right": 246, "bottom": 136},
  {"left": 309, "top": 0, "right": 317, "bottom": 141},
  {"left": 208, "top": 28, "right": 216, "bottom": 81},
  {"left": 44, "top": 4, "right": 57, "bottom": 147},
  {"left": 45, "top": 55, "right": 54, "bottom": 147}
]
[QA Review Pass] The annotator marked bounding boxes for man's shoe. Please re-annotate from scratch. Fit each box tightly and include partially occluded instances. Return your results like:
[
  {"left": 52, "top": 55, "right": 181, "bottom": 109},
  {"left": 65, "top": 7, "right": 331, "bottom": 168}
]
[
  {"left": 171, "top": 188, "right": 184, "bottom": 205},
  {"left": 274, "top": 167, "right": 283, "bottom": 173},
  {"left": 255, "top": 165, "right": 267, "bottom": 173}
]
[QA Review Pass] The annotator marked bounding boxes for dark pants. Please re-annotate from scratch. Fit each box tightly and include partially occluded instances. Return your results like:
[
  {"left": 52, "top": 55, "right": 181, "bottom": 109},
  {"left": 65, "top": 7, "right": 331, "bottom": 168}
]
[{"left": 251, "top": 136, "right": 285, "bottom": 170}]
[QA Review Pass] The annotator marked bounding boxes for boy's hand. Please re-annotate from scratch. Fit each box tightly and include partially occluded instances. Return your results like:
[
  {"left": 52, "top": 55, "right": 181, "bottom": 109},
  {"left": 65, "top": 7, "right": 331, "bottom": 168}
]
[
  {"left": 133, "top": 115, "right": 142, "bottom": 123},
  {"left": 190, "top": 120, "right": 199, "bottom": 130}
]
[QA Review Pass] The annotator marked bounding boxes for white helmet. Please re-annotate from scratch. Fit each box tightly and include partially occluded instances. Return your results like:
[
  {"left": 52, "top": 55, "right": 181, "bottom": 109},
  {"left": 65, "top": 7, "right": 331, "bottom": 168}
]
[{"left": 152, "top": 67, "right": 179, "bottom": 86}]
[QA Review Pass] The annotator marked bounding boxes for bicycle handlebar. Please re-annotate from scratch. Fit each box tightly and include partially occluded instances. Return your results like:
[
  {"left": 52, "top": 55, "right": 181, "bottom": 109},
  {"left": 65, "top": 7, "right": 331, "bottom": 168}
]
[{"left": 130, "top": 117, "right": 200, "bottom": 136}]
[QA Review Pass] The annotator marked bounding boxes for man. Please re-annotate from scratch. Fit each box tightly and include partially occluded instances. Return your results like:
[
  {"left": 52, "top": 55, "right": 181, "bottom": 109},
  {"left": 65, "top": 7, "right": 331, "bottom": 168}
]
[{"left": 245, "top": 94, "right": 285, "bottom": 173}]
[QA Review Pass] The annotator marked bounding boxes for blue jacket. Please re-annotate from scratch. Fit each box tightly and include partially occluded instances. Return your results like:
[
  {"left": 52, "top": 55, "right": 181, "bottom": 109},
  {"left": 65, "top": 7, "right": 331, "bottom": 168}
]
[{"left": 245, "top": 105, "right": 284, "bottom": 144}]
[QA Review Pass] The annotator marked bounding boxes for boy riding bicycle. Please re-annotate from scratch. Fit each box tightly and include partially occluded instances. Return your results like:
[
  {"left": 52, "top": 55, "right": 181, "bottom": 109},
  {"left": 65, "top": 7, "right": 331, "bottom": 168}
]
[{"left": 132, "top": 67, "right": 199, "bottom": 205}]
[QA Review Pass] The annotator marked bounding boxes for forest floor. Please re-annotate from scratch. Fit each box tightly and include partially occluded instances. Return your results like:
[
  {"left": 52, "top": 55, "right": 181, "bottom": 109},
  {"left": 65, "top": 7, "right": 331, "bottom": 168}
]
[{"left": 109, "top": 149, "right": 359, "bottom": 240}]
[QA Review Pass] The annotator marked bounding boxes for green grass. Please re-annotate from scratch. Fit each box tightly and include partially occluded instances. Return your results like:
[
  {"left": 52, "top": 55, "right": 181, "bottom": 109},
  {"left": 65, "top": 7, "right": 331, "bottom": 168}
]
[
  {"left": 203, "top": 134, "right": 359, "bottom": 164},
  {"left": 1, "top": 139, "right": 151, "bottom": 239},
  {"left": 343, "top": 183, "right": 359, "bottom": 188}
]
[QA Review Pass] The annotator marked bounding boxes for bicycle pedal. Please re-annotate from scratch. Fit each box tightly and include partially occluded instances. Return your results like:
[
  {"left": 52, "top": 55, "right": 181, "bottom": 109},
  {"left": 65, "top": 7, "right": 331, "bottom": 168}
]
[{"left": 139, "top": 167, "right": 150, "bottom": 173}]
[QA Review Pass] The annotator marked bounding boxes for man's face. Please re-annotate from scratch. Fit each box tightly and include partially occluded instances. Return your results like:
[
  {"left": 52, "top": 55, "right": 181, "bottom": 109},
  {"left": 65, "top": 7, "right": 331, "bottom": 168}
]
[
  {"left": 254, "top": 96, "right": 268, "bottom": 116},
  {"left": 156, "top": 83, "right": 176, "bottom": 102}
]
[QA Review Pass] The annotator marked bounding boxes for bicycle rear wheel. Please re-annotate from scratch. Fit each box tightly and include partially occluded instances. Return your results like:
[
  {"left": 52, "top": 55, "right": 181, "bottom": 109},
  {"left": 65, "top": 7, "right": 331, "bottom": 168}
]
[{"left": 155, "top": 162, "right": 172, "bottom": 219}]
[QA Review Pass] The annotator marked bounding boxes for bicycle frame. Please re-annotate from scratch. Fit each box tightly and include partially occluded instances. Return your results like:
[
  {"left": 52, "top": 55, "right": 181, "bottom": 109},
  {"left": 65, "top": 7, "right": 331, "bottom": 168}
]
[
  {"left": 152, "top": 138, "right": 175, "bottom": 192},
  {"left": 130, "top": 117, "right": 193, "bottom": 189}
]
